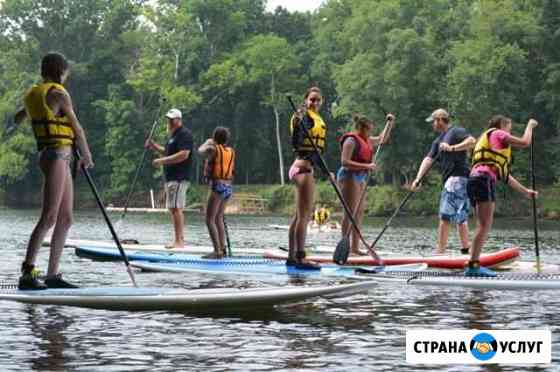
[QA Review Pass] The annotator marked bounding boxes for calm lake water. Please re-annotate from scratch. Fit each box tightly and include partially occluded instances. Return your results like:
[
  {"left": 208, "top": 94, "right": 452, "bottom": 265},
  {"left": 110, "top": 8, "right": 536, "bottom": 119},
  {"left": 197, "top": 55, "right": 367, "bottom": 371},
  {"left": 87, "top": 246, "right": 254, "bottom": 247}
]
[{"left": 0, "top": 208, "right": 558, "bottom": 371}]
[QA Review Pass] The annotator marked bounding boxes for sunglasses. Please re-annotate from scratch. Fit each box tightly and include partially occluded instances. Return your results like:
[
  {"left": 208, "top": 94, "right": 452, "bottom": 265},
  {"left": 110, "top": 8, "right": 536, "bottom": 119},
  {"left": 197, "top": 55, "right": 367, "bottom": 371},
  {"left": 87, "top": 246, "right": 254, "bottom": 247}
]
[{"left": 309, "top": 97, "right": 322, "bottom": 103}]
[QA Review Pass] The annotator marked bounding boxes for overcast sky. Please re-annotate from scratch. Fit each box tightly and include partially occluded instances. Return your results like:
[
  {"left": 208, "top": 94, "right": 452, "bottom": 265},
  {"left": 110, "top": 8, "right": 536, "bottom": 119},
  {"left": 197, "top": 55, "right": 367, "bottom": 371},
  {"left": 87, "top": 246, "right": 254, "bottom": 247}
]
[{"left": 266, "top": 0, "right": 324, "bottom": 13}]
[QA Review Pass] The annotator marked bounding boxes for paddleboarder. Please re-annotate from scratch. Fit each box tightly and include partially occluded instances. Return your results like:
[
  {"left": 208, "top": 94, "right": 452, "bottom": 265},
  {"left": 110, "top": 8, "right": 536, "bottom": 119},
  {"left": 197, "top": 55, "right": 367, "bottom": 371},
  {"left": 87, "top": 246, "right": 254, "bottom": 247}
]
[
  {"left": 198, "top": 127, "right": 235, "bottom": 259},
  {"left": 337, "top": 113, "right": 395, "bottom": 255},
  {"left": 411, "top": 108, "right": 475, "bottom": 255},
  {"left": 145, "top": 108, "right": 193, "bottom": 249},
  {"left": 465, "top": 116, "right": 538, "bottom": 276},
  {"left": 287, "top": 87, "right": 328, "bottom": 269},
  {"left": 16, "top": 52, "right": 94, "bottom": 289}
]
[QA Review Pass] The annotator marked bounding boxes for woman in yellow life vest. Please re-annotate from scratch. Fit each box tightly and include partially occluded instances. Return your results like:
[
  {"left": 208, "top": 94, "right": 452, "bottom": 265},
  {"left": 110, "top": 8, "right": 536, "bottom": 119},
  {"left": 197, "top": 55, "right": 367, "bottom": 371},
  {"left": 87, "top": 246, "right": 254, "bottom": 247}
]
[
  {"left": 287, "top": 86, "right": 326, "bottom": 270},
  {"left": 465, "top": 115, "right": 538, "bottom": 277},
  {"left": 198, "top": 127, "right": 235, "bottom": 259},
  {"left": 14, "top": 52, "right": 93, "bottom": 290}
]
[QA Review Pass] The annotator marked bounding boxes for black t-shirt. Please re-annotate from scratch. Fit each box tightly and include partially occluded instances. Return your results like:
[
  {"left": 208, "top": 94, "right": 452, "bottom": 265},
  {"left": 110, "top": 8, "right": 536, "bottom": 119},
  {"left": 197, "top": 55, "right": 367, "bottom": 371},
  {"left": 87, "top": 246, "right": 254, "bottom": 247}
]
[
  {"left": 164, "top": 126, "right": 193, "bottom": 182},
  {"left": 427, "top": 126, "right": 471, "bottom": 182}
]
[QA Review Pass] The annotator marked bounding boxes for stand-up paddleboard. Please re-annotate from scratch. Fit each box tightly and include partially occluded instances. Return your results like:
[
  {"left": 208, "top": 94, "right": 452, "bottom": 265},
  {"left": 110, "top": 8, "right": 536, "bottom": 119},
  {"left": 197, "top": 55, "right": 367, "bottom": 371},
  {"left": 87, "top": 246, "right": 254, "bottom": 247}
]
[
  {"left": 268, "top": 224, "right": 339, "bottom": 234},
  {"left": 131, "top": 261, "right": 427, "bottom": 279},
  {"left": 368, "top": 270, "right": 560, "bottom": 290},
  {"left": 46, "top": 238, "right": 352, "bottom": 256},
  {"left": 0, "top": 281, "right": 376, "bottom": 311},
  {"left": 263, "top": 247, "right": 520, "bottom": 269},
  {"left": 75, "top": 245, "right": 274, "bottom": 263}
]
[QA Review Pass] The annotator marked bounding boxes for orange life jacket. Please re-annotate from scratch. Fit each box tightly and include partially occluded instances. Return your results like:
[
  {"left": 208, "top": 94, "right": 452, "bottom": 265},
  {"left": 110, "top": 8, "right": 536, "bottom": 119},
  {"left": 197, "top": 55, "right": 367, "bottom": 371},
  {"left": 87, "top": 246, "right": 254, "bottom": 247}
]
[
  {"left": 339, "top": 132, "right": 374, "bottom": 163},
  {"left": 206, "top": 144, "right": 235, "bottom": 180}
]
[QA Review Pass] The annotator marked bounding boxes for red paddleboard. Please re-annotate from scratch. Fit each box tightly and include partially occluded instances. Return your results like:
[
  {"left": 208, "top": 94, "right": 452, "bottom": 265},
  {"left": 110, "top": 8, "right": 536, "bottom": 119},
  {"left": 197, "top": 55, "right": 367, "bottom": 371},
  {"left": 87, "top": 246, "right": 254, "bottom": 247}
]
[{"left": 263, "top": 247, "right": 520, "bottom": 269}]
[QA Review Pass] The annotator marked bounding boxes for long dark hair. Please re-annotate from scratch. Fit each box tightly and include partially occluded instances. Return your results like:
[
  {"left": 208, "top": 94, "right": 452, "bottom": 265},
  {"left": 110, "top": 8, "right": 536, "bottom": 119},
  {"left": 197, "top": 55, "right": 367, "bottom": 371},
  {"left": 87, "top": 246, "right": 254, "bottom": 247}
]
[
  {"left": 487, "top": 115, "right": 511, "bottom": 130},
  {"left": 41, "top": 52, "right": 69, "bottom": 84},
  {"left": 213, "top": 126, "right": 230, "bottom": 145}
]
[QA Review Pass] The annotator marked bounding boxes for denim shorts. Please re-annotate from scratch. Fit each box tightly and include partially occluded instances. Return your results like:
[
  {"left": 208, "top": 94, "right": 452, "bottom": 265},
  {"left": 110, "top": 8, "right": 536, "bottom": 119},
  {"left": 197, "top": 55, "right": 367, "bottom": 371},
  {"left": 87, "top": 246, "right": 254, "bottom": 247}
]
[
  {"left": 439, "top": 176, "right": 470, "bottom": 224},
  {"left": 336, "top": 168, "right": 368, "bottom": 184},
  {"left": 467, "top": 173, "right": 496, "bottom": 206}
]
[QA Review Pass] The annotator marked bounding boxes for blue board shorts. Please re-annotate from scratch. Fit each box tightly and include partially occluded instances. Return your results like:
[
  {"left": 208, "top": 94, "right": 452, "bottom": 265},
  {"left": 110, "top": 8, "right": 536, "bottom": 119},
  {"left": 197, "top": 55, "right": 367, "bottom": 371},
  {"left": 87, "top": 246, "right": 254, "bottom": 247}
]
[
  {"left": 336, "top": 168, "right": 368, "bottom": 184},
  {"left": 212, "top": 181, "right": 233, "bottom": 201},
  {"left": 439, "top": 176, "right": 470, "bottom": 224}
]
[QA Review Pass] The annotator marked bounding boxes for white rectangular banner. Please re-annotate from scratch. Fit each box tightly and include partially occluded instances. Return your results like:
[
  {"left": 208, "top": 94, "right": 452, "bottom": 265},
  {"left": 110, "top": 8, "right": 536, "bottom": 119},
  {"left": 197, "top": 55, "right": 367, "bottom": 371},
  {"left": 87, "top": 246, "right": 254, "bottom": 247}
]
[{"left": 406, "top": 329, "right": 551, "bottom": 364}]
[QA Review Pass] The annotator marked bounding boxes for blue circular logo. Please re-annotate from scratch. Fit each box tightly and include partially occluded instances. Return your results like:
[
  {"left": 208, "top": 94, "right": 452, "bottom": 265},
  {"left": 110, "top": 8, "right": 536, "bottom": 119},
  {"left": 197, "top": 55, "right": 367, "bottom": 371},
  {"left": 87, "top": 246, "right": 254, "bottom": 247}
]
[{"left": 470, "top": 333, "right": 497, "bottom": 361}]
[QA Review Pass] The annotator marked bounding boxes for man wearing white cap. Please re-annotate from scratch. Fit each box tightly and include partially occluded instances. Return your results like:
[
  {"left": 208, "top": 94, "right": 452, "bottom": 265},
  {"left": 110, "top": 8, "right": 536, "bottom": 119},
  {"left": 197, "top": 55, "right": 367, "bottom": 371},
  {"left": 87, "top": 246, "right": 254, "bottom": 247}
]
[
  {"left": 145, "top": 108, "right": 193, "bottom": 248},
  {"left": 411, "top": 108, "right": 476, "bottom": 255}
]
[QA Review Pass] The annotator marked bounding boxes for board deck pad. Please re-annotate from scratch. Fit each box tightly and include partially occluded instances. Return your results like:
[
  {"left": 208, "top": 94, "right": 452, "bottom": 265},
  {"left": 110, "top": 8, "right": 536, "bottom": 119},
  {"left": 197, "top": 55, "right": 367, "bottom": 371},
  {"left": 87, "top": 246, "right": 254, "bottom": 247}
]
[{"left": 0, "top": 281, "right": 377, "bottom": 311}]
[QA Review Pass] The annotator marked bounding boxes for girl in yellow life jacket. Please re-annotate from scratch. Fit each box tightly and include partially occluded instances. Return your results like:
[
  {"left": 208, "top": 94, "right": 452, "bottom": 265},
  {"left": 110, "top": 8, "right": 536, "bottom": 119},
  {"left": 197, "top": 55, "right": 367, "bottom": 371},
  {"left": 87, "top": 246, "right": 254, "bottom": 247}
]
[
  {"left": 198, "top": 127, "right": 235, "bottom": 259},
  {"left": 287, "top": 86, "right": 326, "bottom": 270},
  {"left": 465, "top": 115, "right": 538, "bottom": 277},
  {"left": 15, "top": 52, "right": 93, "bottom": 290}
]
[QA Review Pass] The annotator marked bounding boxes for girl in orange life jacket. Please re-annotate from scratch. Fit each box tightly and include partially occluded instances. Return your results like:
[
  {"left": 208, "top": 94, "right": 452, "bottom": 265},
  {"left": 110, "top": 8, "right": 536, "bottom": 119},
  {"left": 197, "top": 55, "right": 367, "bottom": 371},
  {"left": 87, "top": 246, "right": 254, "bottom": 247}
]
[
  {"left": 198, "top": 127, "right": 235, "bottom": 259},
  {"left": 465, "top": 115, "right": 538, "bottom": 277},
  {"left": 14, "top": 52, "right": 94, "bottom": 290},
  {"left": 337, "top": 113, "right": 395, "bottom": 255},
  {"left": 287, "top": 86, "right": 328, "bottom": 270}
]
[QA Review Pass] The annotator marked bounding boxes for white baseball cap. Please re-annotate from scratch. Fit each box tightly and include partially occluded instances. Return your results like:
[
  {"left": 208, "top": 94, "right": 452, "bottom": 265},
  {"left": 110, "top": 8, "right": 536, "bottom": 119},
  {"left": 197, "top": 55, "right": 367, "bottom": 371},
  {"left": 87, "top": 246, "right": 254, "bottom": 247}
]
[
  {"left": 425, "top": 108, "right": 449, "bottom": 122},
  {"left": 165, "top": 108, "right": 182, "bottom": 119}
]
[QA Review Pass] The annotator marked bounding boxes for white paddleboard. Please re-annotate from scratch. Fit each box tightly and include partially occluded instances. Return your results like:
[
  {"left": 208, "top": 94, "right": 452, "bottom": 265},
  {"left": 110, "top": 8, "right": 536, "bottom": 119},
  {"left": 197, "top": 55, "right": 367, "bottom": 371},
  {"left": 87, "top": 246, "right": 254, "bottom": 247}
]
[{"left": 0, "top": 281, "right": 376, "bottom": 311}]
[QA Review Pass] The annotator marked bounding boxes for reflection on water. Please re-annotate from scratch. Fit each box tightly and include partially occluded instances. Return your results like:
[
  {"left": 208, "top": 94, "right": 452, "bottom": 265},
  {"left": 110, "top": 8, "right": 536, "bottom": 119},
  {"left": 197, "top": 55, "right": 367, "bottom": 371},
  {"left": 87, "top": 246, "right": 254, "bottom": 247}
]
[{"left": 0, "top": 209, "right": 558, "bottom": 371}]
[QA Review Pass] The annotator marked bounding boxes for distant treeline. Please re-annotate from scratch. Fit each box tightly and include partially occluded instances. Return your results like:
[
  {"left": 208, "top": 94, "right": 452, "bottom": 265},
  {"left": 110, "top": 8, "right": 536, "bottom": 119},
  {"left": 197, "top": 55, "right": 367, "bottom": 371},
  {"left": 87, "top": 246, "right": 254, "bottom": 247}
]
[{"left": 1, "top": 0, "right": 559, "bottom": 204}]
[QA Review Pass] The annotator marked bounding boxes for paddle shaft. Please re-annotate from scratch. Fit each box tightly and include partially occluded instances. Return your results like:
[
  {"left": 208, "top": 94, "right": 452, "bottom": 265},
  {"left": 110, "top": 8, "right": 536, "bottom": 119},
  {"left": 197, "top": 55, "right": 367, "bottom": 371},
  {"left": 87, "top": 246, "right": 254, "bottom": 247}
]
[
  {"left": 286, "top": 96, "right": 380, "bottom": 260},
  {"left": 120, "top": 101, "right": 165, "bottom": 221},
  {"left": 223, "top": 216, "right": 232, "bottom": 257},
  {"left": 74, "top": 148, "right": 138, "bottom": 287},
  {"left": 369, "top": 151, "right": 441, "bottom": 249},
  {"left": 530, "top": 134, "right": 540, "bottom": 259}
]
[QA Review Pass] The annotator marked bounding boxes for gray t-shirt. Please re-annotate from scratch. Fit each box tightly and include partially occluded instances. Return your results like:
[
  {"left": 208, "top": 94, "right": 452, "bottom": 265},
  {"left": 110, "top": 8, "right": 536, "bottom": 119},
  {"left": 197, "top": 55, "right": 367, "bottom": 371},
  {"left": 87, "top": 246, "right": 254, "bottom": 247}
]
[{"left": 427, "top": 126, "right": 471, "bottom": 183}]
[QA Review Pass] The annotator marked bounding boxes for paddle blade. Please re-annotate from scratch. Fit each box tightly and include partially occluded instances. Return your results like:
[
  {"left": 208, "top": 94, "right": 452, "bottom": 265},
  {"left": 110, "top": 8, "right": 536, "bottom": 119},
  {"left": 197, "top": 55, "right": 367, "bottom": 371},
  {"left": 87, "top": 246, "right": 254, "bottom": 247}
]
[{"left": 333, "top": 237, "right": 350, "bottom": 265}]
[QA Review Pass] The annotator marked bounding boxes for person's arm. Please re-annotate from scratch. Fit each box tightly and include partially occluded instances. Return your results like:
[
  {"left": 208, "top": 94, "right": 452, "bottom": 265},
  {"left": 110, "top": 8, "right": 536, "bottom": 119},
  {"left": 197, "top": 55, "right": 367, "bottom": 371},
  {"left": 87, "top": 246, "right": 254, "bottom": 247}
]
[
  {"left": 503, "top": 119, "right": 538, "bottom": 149},
  {"left": 439, "top": 127, "right": 476, "bottom": 152},
  {"left": 340, "top": 138, "right": 375, "bottom": 171},
  {"left": 55, "top": 89, "right": 94, "bottom": 167},
  {"left": 370, "top": 113, "right": 396, "bottom": 146},
  {"left": 198, "top": 139, "right": 216, "bottom": 160},
  {"left": 506, "top": 174, "right": 538, "bottom": 199},
  {"left": 14, "top": 108, "right": 27, "bottom": 124},
  {"left": 145, "top": 139, "right": 165, "bottom": 154},
  {"left": 411, "top": 156, "right": 433, "bottom": 190},
  {"left": 154, "top": 150, "right": 190, "bottom": 166}
]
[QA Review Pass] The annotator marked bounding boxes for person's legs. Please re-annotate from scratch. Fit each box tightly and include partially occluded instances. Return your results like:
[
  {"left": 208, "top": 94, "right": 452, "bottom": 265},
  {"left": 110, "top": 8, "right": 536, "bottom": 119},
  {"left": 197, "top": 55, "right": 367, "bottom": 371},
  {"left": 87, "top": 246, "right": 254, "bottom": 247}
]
[
  {"left": 436, "top": 219, "right": 450, "bottom": 254},
  {"left": 20, "top": 158, "right": 69, "bottom": 289},
  {"left": 457, "top": 221, "right": 470, "bottom": 254},
  {"left": 469, "top": 201, "right": 495, "bottom": 263},
  {"left": 292, "top": 173, "right": 314, "bottom": 261},
  {"left": 214, "top": 198, "right": 228, "bottom": 254},
  {"left": 168, "top": 208, "right": 184, "bottom": 248},
  {"left": 353, "top": 182, "right": 368, "bottom": 255},
  {"left": 47, "top": 165, "right": 73, "bottom": 278},
  {"left": 204, "top": 191, "right": 223, "bottom": 258}
]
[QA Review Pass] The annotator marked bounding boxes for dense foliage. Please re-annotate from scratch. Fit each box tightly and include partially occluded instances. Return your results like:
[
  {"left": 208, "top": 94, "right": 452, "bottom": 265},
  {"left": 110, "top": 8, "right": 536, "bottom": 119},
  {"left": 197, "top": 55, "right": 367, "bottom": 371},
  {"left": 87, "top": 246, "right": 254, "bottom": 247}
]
[{"left": 1, "top": 0, "right": 558, "bottom": 203}]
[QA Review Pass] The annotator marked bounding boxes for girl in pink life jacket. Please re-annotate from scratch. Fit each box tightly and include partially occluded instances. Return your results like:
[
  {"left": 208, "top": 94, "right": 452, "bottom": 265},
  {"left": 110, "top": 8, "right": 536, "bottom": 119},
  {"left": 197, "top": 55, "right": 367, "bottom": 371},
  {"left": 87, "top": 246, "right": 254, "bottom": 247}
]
[{"left": 337, "top": 113, "right": 395, "bottom": 255}]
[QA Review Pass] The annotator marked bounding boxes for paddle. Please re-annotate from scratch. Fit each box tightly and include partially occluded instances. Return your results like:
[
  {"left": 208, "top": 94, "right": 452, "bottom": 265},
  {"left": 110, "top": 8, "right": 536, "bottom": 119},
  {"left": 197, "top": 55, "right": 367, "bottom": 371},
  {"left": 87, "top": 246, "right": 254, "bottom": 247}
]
[
  {"left": 333, "top": 114, "right": 394, "bottom": 264},
  {"left": 117, "top": 98, "right": 166, "bottom": 230},
  {"left": 74, "top": 148, "right": 138, "bottom": 287},
  {"left": 530, "top": 131, "right": 541, "bottom": 272},
  {"left": 223, "top": 216, "right": 232, "bottom": 257},
  {"left": 286, "top": 95, "right": 382, "bottom": 263}
]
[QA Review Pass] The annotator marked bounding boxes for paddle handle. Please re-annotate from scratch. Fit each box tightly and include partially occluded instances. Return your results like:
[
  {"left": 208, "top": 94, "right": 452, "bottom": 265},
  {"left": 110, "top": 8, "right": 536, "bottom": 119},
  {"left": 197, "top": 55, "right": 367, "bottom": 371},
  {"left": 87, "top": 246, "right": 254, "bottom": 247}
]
[
  {"left": 287, "top": 96, "right": 380, "bottom": 260},
  {"left": 74, "top": 148, "right": 138, "bottom": 287}
]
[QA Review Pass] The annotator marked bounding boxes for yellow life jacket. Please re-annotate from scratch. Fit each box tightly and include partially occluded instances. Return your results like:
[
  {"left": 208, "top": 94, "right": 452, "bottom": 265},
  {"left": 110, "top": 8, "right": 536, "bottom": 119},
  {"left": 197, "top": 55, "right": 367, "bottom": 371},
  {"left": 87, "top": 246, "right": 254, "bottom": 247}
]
[
  {"left": 471, "top": 128, "right": 512, "bottom": 180},
  {"left": 210, "top": 144, "right": 235, "bottom": 180},
  {"left": 314, "top": 207, "right": 330, "bottom": 225},
  {"left": 24, "top": 82, "right": 74, "bottom": 151},
  {"left": 290, "top": 109, "right": 327, "bottom": 154}
]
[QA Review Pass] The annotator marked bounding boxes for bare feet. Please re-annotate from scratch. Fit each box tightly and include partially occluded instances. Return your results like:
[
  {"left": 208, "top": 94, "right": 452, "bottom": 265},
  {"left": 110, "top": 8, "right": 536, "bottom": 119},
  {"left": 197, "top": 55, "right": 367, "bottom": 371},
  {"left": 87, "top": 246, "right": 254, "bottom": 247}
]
[
  {"left": 165, "top": 241, "right": 185, "bottom": 249},
  {"left": 349, "top": 250, "right": 368, "bottom": 256},
  {"left": 202, "top": 251, "right": 224, "bottom": 259}
]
